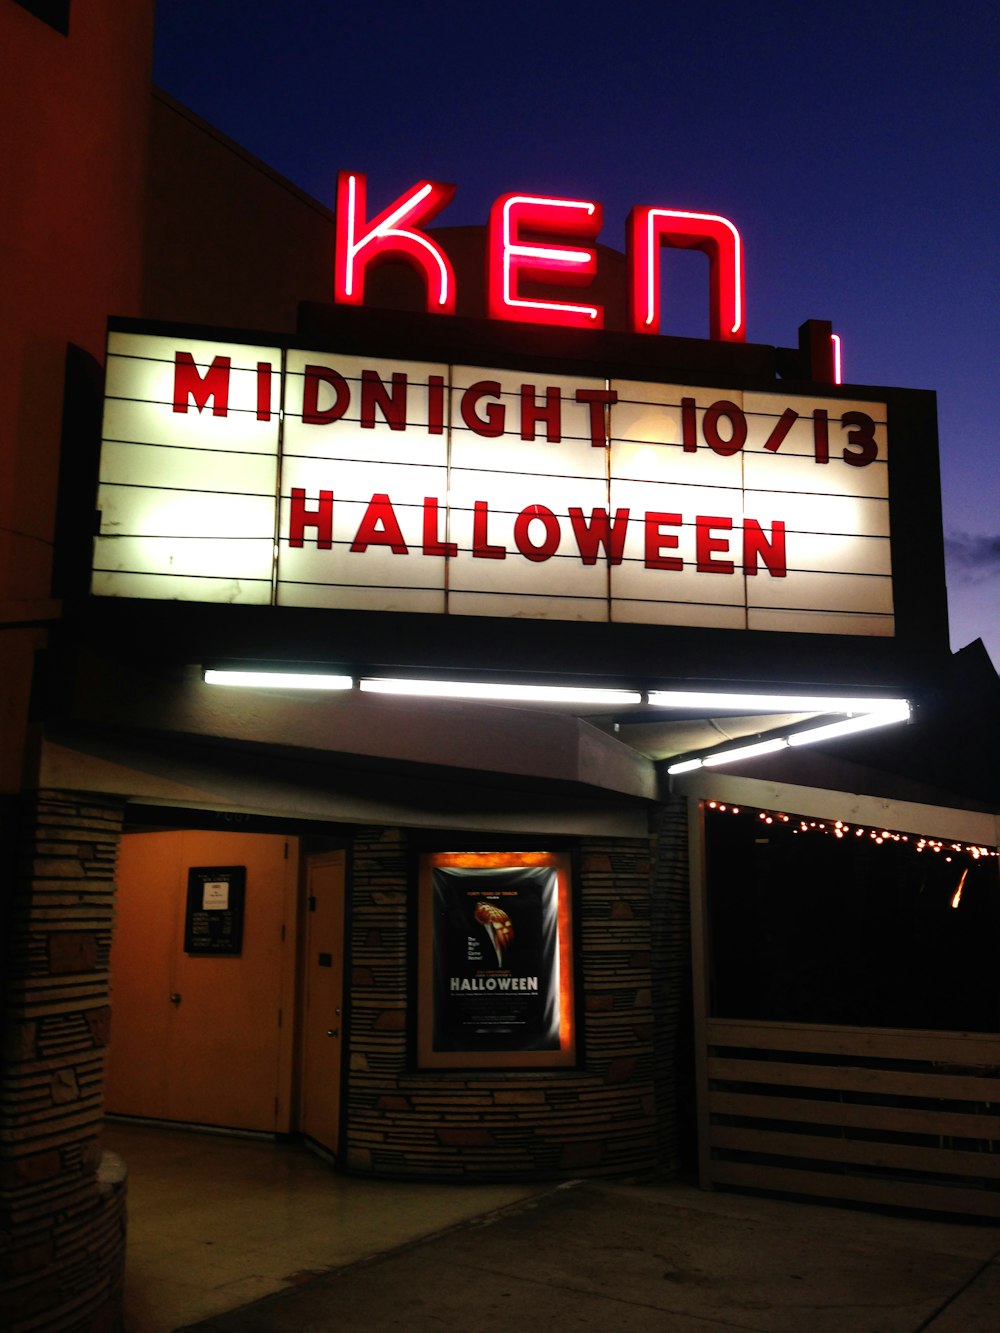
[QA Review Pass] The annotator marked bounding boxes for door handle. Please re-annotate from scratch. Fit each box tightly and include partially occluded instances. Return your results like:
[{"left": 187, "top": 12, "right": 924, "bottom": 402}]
[
  {"left": 169, "top": 993, "right": 182, "bottom": 1006},
  {"left": 327, "top": 1028, "right": 339, "bottom": 1037}
]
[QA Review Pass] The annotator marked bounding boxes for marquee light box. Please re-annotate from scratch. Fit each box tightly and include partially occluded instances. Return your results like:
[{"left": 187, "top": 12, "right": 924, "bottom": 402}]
[{"left": 93, "top": 331, "right": 892, "bottom": 636}]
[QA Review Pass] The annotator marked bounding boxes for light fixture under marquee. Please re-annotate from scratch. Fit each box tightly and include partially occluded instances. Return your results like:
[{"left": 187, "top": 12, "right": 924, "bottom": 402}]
[
  {"left": 359, "top": 678, "right": 642, "bottom": 706},
  {"left": 665, "top": 697, "right": 911, "bottom": 774},
  {"left": 204, "top": 669, "right": 353, "bottom": 691},
  {"left": 202, "top": 667, "right": 911, "bottom": 769},
  {"left": 647, "top": 689, "right": 903, "bottom": 714}
]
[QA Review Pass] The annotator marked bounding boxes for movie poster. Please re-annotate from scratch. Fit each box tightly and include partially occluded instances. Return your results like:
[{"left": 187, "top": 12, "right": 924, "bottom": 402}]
[{"left": 417, "top": 850, "right": 579, "bottom": 1067}]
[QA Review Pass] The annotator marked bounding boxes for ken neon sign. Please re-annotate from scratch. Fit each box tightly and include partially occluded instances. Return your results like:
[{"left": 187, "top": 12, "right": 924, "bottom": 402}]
[{"left": 335, "top": 171, "right": 745, "bottom": 341}]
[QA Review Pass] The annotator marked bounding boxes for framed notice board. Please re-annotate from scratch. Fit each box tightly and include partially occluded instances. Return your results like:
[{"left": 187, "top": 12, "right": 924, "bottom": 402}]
[{"left": 184, "top": 866, "right": 246, "bottom": 956}]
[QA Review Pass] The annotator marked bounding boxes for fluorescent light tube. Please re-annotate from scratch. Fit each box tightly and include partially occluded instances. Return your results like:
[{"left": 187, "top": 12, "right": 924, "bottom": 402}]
[
  {"left": 666, "top": 757, "right": 704, "bottom": 775},
  {"left": 787, "top": 702, "right": 910, "bottom": 747},
  {"left": 204, "top": 669, "right": 353, "bottom": 691},
  {"left": 701, "top": 737, "right": 789, "bottom": 766},
  {"left": 647, "top": 689, "right": 905, "bottom": 714},
  {"left": 359, "top": 678, "right": 642, "bottom": 706}
]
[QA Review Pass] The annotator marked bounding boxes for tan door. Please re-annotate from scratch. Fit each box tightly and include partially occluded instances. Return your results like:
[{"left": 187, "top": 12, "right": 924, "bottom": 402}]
[
  {"left": 106, "top": 829, "right": 298, "bottom": 1133},
  {"left": 298, "top": 851, "right": 346, "bottom": 1155}
]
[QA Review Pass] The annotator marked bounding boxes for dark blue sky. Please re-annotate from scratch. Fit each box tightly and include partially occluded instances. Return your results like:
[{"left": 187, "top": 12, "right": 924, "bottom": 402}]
[{"left": 154, "top": 0, "right": 1000, "bottom": 665}]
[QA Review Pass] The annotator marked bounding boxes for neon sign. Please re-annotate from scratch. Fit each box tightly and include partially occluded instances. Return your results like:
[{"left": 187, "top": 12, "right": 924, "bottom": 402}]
[
  {"left": 487, "top": 193, "right": 603, "bottom": 329},
  {"left": 627, "top": 207, "right": 744, "bottom": 341},
  {"left": 334, "top": 173, "right": 457, "bottom": 313},
  {"left": 336, "top": 171, "right": 746, "bottom": 342}
]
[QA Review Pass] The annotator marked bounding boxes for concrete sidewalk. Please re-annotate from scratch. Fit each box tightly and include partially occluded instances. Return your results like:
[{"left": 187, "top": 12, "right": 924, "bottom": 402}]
[{"left": 178, "top": 1177, "right": 1000, "bottom": 1332}]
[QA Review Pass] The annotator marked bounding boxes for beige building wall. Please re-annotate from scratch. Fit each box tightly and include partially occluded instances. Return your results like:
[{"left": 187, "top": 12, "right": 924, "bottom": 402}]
[{"left": 144, "top": 92, "right": 338, "bottom": 331}]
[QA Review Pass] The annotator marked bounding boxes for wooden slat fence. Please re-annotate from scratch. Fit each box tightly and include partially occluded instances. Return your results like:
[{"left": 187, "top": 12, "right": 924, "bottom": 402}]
[{"left": 702, "top": 1019, "right": 1000, "bottom": 1218}]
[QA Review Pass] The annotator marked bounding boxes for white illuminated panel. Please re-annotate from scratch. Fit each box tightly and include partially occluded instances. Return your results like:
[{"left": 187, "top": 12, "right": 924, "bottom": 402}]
[
  {"left": 277, "top": 457, "right": 449, "bottom": 612},
  {"left": 282, "top": 350, "right": 449, "bottom": 467},
  {"left": 604, "top": 382, "right": 893, "bottom": 634},
  {"left": 446, "top": 467, "right": 611, "bottom": 622},
  {"left": 95, "top": 333, "right": 281, "bottom": 602},
  {"left": 444, "top": 367, "right": 614, "bottom": 621},
  {"left": 448, "top": 366, "right": 610, "bottom": 478},
  {"left": 93, "top": 333, "right": 894, "bottom": 635},
  {"left": 278, "top": 350, "right": 449, "bottom": 610}
]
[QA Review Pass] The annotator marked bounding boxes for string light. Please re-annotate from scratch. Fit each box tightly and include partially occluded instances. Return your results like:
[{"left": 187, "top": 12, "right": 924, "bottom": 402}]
[
  {"left": 951, "top": 868, "right": 969, "bottom": 909},
  {"left": 704, "top": 801, "right": 998, "bottom": 865}
]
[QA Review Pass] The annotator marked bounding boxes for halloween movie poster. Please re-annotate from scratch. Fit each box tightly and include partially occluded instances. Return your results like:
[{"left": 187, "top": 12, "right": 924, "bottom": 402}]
[{"left": 431, "top": 864, "right": 561, "bottom": 1053}]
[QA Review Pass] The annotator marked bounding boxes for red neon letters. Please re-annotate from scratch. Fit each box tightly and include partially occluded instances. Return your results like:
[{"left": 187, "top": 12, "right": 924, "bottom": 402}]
[
  {"left": 335, "top": 171, "right": 457, "bottom": 313},
  {"left": 335, "top": 172, "right": 746, "bottom": 341},
  {"left": 627, "top": 208, "right": 745, "bottom": 342},
  {"left": 487, "top": 193, "right": 603, "bottom": 329}
]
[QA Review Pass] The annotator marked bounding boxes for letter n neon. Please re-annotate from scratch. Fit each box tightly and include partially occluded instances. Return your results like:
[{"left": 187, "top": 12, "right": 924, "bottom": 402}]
[{"left": 627, "top": 207, "right": 745, "bottom": 342}]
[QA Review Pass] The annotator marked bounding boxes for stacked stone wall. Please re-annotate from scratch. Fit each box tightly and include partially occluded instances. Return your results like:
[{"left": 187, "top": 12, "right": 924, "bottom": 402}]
[
  {"left": 650, "top": 794, "right": 692, "bottom": 1177},
  {"left": 345, "top": 826, "right": 664, "bottom": 1179},
  {"left": 0, "top": 792, "right": 126, "bottom": 1332}
]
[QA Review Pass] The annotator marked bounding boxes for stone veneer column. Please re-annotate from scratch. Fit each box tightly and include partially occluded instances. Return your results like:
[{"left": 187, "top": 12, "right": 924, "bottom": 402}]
[
  {"left": 650, "top": 793, "right": 692, "bottom": 1177},
  {"left": 0, "top": 791, "right": 126, "bottom": 1332}
]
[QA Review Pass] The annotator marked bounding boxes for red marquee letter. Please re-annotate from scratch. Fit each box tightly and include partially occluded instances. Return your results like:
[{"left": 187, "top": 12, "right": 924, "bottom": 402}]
[
  {"left": 645, "top": 513, "right": 683, "bottom": 570},
  {"left": 289, "top": 489, "right": 333, "bottom": 549},
  {"left": 173, "top": 352, "right": 231, "bottom": 416},
  {"left": 487, "top": 193, "right": 603, "bottom": 329},
  {"left": 360, "top": 370, "right": 408, "bottom": 430},
  {"left": 696, "top": 516, "right": 734, "bottom": 573},
  {"left": 627, "top": 207, "right": 745, "bottom": 342},
  {"left": 256, "top": 363, "right": 272, "bottom": 422},
  {"left": 473, "top": 501, "right": 506, "bottom": 559},
  {"left": 302, "top": 365, "right": 351, "bottom": 425},
  {"left": 350, "top": 493, "right": 409, "bottom": 554},
  {"left": 743, "top": 519, "right": 786, "bottom": 577},
  {"left": 513, "top": 505, "right": 561, "bottom": 562},
  {"left": 520, "top": 385, "right": 561, "bottom": 442},
  {"left": 422, "top": 497, "right": 457, "bottom": 558},
  {"left": 461, "top": 381, "right": 505, "bottom": 437},
  {"left": 335, "top": 171, "right": 456, "bottom": 314},
  {"left": 575, "top": 388, "right": 618, "bottom": 447},
  {"left": 569, "top": 508, "right": 629, "bottom": 565}
]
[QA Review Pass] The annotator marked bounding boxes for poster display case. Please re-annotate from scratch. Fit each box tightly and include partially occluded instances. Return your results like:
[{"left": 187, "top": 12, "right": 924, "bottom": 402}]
[{"left": 417, "top": 850, "right": 576, "bottom": 1068}]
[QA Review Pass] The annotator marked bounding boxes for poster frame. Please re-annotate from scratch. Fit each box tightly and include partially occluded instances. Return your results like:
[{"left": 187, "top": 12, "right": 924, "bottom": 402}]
[{"left": 416, "top": 849, "right": 577, "bottom": 1069}]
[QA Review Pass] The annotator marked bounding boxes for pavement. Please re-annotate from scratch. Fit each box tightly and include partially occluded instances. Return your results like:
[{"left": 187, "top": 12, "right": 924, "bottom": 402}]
[{"left": 176, "top": 1176, "right": 1000, "bottom": 1332}]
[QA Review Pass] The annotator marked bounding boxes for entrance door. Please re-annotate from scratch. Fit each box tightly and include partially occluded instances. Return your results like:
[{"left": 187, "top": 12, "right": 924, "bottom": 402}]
[
  {"left": 106, "top": 829, "right": 298, "bottom": 1132},
  {"left": 298, "top": 851, "right": 346, "bottom": 1156}
]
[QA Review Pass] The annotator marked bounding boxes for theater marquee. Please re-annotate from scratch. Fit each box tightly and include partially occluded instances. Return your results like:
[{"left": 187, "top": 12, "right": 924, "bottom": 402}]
[{"left": 94, "top": 329, "right": 892, "bottom": 636}]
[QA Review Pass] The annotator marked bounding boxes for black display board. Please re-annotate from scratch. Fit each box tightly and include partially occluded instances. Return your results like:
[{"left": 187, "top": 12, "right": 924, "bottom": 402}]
[{"left": 184, "top": 866, "right": 246, "bottom": 956}]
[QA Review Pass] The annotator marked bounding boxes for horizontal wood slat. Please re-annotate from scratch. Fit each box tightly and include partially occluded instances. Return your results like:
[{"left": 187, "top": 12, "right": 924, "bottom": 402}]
[
  {"left": 710, "top": 1160, "right": 1000, "bottom": 1220},
  {"left": 710, "top": 1090, "right": 1000, "bottom": 1140},
  {"left": 708, "top": 1019, "right": 1000, "bottom": 1067},
  {"left": 703, "top": 1020, "right": 1000, "bottom": 1218},
  {"left": 707, "top": 1057, "right": 1000, "bottom": 1104},
  {"left": 712, "top": 1125, "right": 1000, "bottom": 1179}
]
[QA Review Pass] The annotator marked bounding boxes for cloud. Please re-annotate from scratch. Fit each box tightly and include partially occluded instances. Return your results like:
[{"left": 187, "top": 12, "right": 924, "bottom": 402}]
[{"left": 945, "top": 531, "right": 1000, "bottom": 585}]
